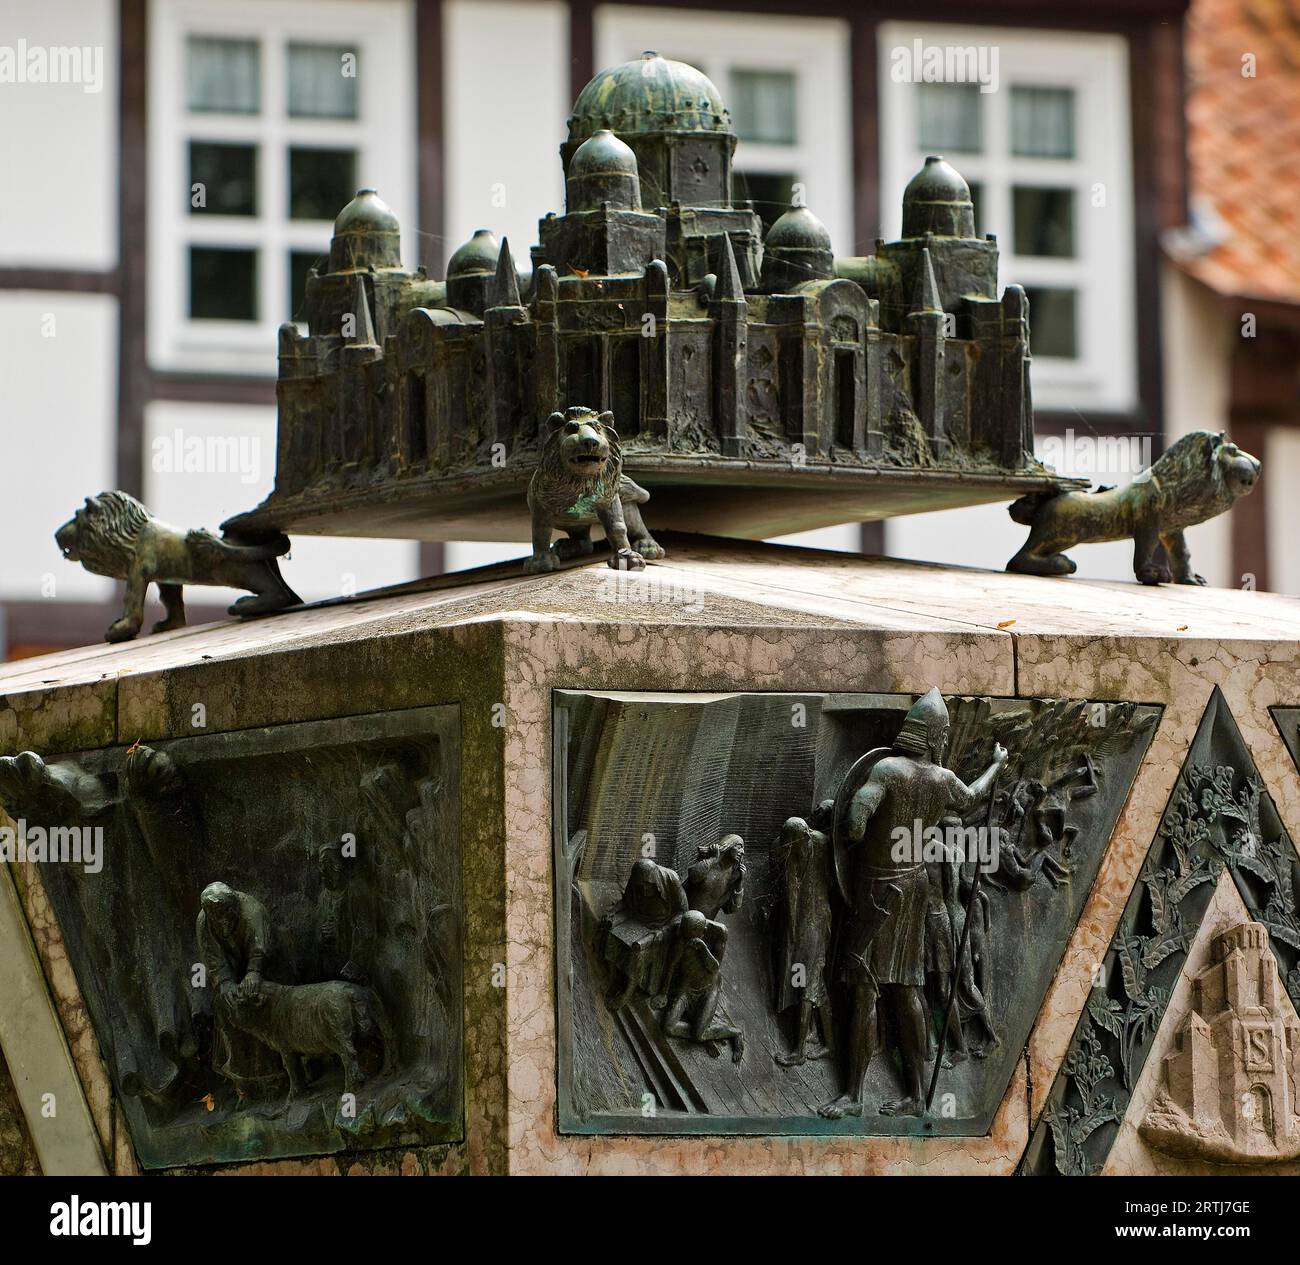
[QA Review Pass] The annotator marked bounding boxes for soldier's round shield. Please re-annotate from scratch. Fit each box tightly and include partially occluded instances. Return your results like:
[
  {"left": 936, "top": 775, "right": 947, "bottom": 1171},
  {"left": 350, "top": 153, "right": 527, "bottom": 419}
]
[{"left": 829, "top": 746, "right": 892, "bottom": 907}]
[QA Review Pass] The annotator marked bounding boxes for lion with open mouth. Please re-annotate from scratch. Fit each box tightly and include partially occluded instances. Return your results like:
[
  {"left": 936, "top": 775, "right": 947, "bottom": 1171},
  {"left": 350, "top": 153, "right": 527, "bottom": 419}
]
[{"left": 524, "top": 406, "right": 664, "bottom": 575}]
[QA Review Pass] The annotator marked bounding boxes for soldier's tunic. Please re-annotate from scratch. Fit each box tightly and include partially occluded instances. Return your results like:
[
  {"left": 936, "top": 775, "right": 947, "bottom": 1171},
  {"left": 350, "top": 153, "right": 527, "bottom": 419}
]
[{"left": 841, "top": 858, "right": 928, "bottom": 989}]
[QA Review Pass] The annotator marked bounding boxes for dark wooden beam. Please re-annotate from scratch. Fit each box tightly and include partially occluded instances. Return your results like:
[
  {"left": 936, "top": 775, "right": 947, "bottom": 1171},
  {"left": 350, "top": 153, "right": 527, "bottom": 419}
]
[
  {"left": 150, "top": 373, "right": 277, "bottom": 407},
  {"left": 849, "top": 12, "right": 880, "bottom": 254},
  {"left": 415, "top": 0, "right": 446, "bottom": 277},
  {"left": 1126, "top": 21, "right": 1166, "bottom": 453},
  {"left": 579, "top": 0, "right": 1188, "bottom": 26},
  {"left": 568, "top": 0, "right": 596, "bottom": 107},
  {"left": 0, "top": 268, "right": 119, "bottom": 294},
  {"left": 1227, "top": 416, "right": 1269, "bottom": 592},
  {"left": 118, "top": 0, "right": 148, "bottom": 501}
]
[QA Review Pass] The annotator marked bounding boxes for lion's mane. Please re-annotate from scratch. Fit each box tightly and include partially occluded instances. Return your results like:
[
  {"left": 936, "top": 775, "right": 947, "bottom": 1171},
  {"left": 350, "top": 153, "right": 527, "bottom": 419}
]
[
  {"left": 1146, "top": 430, "right": 1233, "bottom": 517},
  {"left": 531, "top": 410, "right": 624, "bottom": 519},
  {"left": 69, "top": 491, "right": 152, "bottom": 578}
]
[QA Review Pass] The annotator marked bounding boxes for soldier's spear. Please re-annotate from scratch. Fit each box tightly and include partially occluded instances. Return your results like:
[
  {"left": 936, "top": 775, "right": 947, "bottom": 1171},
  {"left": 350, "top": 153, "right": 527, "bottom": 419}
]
[{"left": 925, "top": 765, "right": 1001, "bottom": 1114}]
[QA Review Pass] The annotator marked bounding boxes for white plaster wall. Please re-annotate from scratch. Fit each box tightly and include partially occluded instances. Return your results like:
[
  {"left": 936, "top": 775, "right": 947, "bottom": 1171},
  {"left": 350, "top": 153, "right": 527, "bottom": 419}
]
[
  {"left": 443, "top": 0, "right": 567, "bottom": 276},
  {"left": 0, "top": 293, "right": 118, "bottom": 601},
  {"left": 1267, "top": 427, "right": 1300, "bottom": 598},
  {"left": 1159, "top": 262, "right": 1233, "bottom": 588},
  {"left": 0, "top": 0, "right": 118, "bottom": 270},
  {"left": 440, "top": 0, "right": 567, "bottom": 574},
  {"left": 143, "top": 401, "right": 419, "bottom": 604}
]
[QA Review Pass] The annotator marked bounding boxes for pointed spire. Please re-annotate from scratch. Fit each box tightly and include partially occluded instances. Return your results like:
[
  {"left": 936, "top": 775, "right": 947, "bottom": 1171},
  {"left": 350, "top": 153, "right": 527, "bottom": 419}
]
[
  {"left": 490, "top": 237, "right": 522, "bottom": 308},
  {"left": 347, "top": 275, "right": 378, "bottom": 346},
  {"left": 716, "top": 233, "right": 744, "bottom": 302},
  {"left": 910, "top": 246, "right": 942, "bottom": 316}
]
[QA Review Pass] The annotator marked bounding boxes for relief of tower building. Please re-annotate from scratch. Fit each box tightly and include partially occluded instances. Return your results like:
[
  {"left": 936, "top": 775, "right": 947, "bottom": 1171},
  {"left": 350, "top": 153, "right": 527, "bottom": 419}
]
[
  {"left": 229, "top": 52, "right": 1063, "bottom": 546},
  {"left": 1142, "top": 921, "right": 1300, "bottom": 1164}
]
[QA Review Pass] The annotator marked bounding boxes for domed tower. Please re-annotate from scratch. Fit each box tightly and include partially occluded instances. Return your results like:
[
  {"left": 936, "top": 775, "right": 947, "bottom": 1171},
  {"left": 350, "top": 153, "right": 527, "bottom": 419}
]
[
  {"left": 565, "top": 51, "right": 735, "bottom": 210},
  {"left": 328, "top": 188, "right": 403, "bottom": 273},
  {"left": 535, "top": 124, "right": 665, "bottom": 277},
  {"left": 902, "top": 156, "right": 976, "bottom": 239},
  {"left": 446, "top": 228, "right": 501, "bottom": 316},
  {"left": 760, "top": 205, "right": 834, "bottom": 292},
  {"left": 566, "top": 129, "right": 641, "bottom": 212}
]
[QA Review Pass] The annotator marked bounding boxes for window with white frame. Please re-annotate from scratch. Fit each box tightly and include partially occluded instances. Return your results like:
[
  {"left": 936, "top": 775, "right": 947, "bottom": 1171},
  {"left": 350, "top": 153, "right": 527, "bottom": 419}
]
[
  {"left": 595, "top": 7, "right": 852, "bottom": 247},
  {"left": 148, "top": 0, "right": 415, "bottom": 375},
  {"left": 879, "top": 23, "right": 1137, "bottom": 414}
]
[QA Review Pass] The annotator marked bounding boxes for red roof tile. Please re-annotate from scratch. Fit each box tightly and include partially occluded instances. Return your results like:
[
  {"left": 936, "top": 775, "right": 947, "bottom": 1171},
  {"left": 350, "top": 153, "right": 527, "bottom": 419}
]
[{"left": 1178, "top": 0, "right": 1300, "bottom": 304}]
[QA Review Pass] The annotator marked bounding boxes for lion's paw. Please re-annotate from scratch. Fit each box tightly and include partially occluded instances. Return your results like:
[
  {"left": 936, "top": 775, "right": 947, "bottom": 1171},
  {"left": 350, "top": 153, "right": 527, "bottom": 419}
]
[
  {"left": 105, "top": 618, "right": 141, "bottom": 643},
  {"left": 608, "top": 549, "right": 646, "bottom": 572},
  {"left": 633, "top": 538, "right": 666, "bottom": 561},
  {"left": 1136, "top": 564, "right": 1173, "bottom": 586},
  {"left": 523, "top": 552, "right": 559, "bottom": 575}
]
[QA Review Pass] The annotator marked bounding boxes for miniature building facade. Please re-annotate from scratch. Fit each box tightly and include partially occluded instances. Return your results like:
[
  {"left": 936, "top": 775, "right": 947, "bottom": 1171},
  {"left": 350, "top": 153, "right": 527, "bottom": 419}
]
[{"left": 244, "top": 52, "right": 1048, "bottom": 543}]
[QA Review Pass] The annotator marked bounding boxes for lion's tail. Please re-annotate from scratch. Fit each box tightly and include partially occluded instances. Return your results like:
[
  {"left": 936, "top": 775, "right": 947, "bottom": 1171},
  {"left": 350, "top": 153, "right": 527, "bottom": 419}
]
[
  {"left": 186, "top": 529, "right": 292, "bottom": 562},
  {"left": 1007, "top": 488, "right": 1063, "bottom": 526}
]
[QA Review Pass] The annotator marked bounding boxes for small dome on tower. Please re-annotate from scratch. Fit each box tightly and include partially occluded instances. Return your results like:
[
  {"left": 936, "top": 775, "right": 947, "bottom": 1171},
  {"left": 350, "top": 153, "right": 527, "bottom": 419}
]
[
  {"left": 566, "top": 129, "right": 642, "bottom": 212},
  {"left": 569, "top": 128, "right": 639, "bottom": 178},
  {"left": 568, "top": 51, "right": 731, "bottom": 143},
  {"left": 765, "top": 205, "right": 833, "bottom": 254},
  {"left": 328, "top": 188, "right": 401, "bottom": 272},
  {"left": 761, "top": 205, "right": 834, "bottom": 289},
  {"left": 902, "top": 156, "right": 975, "bottom": 239},
  {"left": 447, "top": 228, "right": 501, "bottom": 278}
]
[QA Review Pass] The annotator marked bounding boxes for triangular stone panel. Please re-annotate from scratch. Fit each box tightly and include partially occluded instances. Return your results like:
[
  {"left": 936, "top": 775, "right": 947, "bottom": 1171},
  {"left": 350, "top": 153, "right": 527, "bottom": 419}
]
[{"left": 1021, "top": 688, "right": 1300, "bottom": 1174}]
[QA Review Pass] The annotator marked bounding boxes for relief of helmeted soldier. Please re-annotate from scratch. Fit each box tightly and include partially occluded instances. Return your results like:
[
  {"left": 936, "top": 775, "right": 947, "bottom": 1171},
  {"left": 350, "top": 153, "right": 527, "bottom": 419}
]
[{"left": 819, "top": 688, "right": 1006, "bottom": 1119}]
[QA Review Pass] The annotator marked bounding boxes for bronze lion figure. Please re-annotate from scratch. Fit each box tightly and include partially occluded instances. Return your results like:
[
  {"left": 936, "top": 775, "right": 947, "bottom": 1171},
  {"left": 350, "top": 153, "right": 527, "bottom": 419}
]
[
  {"left": 55, "top": 490, "right": 301, "bottom": 642},
  {"left": 524, "top": 406, "right": 664, "bottom": 575},
  {"left": 1006, "top": 431, "right": 1260, "bottom": 585}
]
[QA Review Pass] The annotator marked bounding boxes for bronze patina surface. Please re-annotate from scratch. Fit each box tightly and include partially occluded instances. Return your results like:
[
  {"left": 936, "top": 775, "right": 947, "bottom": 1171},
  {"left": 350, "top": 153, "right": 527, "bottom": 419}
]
[{"left": 225, "top": 55, "right": 1079, "bottom": 546}]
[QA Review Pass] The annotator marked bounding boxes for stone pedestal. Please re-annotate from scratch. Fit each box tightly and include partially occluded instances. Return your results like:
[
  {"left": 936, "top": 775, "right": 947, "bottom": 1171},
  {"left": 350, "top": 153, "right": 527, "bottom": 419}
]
[{"left": 2, "top": 536, "right": 1299, "bottom": 1175}]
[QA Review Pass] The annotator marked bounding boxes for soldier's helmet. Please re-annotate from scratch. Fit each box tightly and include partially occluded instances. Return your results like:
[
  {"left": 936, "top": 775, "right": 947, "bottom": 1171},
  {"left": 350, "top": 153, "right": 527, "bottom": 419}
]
[{"left": 893, "top": 687, "right": 950, "bottom": 761}]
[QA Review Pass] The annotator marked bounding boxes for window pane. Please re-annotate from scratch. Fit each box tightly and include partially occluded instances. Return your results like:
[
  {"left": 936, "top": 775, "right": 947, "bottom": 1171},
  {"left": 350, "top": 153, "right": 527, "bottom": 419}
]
[
  {"left": 189, "top": 142, "right": 257, "bottom": 216},
  {"left": 1023, "top": 287, "right": 1076, "bottom": 358},
  {"left": 288, "top": 42, "right": 359, "bottom": 119},
  {"left": 288, "top": 147, "right": 357, "bottom": 220},
  {"left": 735, "top": 170, "right": 796, "bottom": 233},
  {"left": 289, "top": 250, "right": 324, "bottom": 321},
  {"left": 1011, "top": 86, "right": 1074, "bottom": 158},
  {"left": 730, "top": 69, "right": 796, "bottom": 145},
  {"left": 916, "top": 82, "right": 981, "bottom": 154},
  {"left": 190, "top": 246, "right": 258, "bottom": 320},
  {"left": 186, "top": 36, "right": 260, "bottom": 114},
  {"left": 1013, "top": 186, "right": 1074, "bottom": 257}
]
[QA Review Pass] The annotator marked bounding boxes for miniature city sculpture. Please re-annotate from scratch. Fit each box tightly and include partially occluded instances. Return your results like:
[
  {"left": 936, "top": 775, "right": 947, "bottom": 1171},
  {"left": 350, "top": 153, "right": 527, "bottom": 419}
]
[
  {"left": 56, "top": 490, "right": 300, "bottom": 642},
  {"left": 1007, "top": 430, "right": 1260, "bottom": 585},
  {"left": 1141, "top": 921, "right": 1300, "bottom": 1164},
  {"left": 524, "top": 406, "right": 663, "bottom": 574},
  {"left": 223, "top": 52, "right": 1068, "bottom": 551}
]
